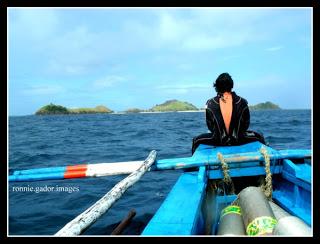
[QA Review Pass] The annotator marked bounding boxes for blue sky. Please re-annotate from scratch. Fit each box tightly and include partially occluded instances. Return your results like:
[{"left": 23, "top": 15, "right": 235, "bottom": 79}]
[{"left": 8, "top": 8, "right": 312, "bottom": 115}]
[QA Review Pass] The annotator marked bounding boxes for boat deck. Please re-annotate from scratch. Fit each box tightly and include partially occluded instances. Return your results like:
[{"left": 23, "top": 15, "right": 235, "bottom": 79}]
[
  {"left": 142, "top": 171, "right": 206, "bottom": 235},
  {"left": 142, "top": 142, "right": 311, "bottom": 235}
]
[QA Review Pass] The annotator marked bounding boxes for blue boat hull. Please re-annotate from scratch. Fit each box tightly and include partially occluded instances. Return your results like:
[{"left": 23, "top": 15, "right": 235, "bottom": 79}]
[{"left": 142, "top": 142, "right": 311, "bottom": 235}]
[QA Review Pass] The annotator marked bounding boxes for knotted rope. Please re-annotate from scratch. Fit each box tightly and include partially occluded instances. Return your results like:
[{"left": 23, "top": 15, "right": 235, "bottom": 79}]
[
  {"left": 225, "top": 147, "right": 273, "bottom": 205},
  {"left": 217, "top": 152, "right": 235, "bottom": 194},
  {"left": 260, "top": 147, "right": 273, "bottom": 200}
]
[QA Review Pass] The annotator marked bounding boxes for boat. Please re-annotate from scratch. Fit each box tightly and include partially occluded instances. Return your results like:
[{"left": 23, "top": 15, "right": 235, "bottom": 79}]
[
  {"left": 9, "top": 141, "right": 311, "bottom": 236},
  {"left": 141, "top": 141, "right": 311, "bottom": 236}
]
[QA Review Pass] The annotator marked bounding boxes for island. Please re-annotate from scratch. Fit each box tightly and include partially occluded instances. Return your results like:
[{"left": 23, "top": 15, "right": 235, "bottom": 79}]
[
  {"left": 121, "top": 100, "right": 199, "bottom": 113},
  {"left": 35, "top": 100, "right": 280, "bottom": 115},
  {"left": 35, "top": 103, "right": 113, "bottom": 115},
  {"left": 148, "top": 100, "right": 199, "bottom": 112},
  {"left": 68, "top": 105, "right": 113, "bottom": 114},
  {"left": 124, "top": 108, "right": 146, "bottom": 113},
  {"left": 249, "top": 101, "right": 280, "bottom": 110}
]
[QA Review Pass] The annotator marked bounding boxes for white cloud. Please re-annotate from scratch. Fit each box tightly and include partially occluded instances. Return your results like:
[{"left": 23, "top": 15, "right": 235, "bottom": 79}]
[
  {"left": 236, "top": 74, "right": 286, "bottom": 89},
  {"left": 22, "top": 85, "right": 65, "bottom": 95},
  {"left": 44, "top": 25, "right": 111, "bottom": 76},
  {"left": 156, "top": 83, "right": 209, "bottom": 94},
  {"left": 181, "top": 33, "right": 248, "bottom": 51},
  {"left": 92, "top": 75, "right": 126, "bottom": 89},
  {"left": 9, "top": 8, "right": 59, "bottom": 42},
  {"left": 151, "top": 9, "right": 271, "bottom": 51},
  {"left": 221, "top": 55, "right": 242, "bottom": 61},
  {"left": 9, "top": 8, "right": 309, "bottom": 79},
  {"left": 158, "top": 12, "right": 190, "bottom": 43},
  {"left": 265, "top": 46, "right": 284, "bottom": 52},
  {"left": 48, "top": 61, "right": 91, "bottom": 76},
  {"left": 124, "top": 9, "right": 308, "bottom": 53},
  {"left": 177, "top": 63, "right": 192, "bottom": 71}
]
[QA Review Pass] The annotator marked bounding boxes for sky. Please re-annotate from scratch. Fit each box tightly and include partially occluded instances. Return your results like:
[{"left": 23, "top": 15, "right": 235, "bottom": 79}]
[{"left": 8, "top": 7, "right": 312, "bottom": 116}]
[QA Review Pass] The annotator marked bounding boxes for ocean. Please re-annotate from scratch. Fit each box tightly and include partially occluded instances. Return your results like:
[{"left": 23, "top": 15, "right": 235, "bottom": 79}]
[{"left": 8, "top": 110, "right": 311, "bottom": 235}]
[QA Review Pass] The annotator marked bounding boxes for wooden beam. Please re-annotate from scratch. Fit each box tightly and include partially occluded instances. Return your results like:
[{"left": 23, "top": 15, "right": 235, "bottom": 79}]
[{"left": 111, "top": 209, "right": 136, "bottom": 235}]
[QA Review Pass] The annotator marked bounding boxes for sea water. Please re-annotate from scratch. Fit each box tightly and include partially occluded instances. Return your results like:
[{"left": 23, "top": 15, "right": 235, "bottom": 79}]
[{"left": 8, "top": 110, "right": 311, "bottom": 235}]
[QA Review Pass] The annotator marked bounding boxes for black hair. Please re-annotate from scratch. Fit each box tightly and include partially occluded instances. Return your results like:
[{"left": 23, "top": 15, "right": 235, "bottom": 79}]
[{"left": 213, "top": 73, "right": 234, "bottom": 94}]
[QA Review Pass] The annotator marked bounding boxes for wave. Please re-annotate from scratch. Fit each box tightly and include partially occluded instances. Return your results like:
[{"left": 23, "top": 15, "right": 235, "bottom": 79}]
[{"left": 8, "top": 110, "right": 311, "bottom": 235}]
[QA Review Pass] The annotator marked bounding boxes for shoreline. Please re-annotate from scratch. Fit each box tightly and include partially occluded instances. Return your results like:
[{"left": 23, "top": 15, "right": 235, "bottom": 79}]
[{"left": 139, "top": 110, "right": 204, "bottom": 114}]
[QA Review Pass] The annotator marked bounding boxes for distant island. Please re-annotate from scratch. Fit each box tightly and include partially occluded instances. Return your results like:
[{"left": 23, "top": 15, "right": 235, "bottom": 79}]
[
  {"left": 149, "top": 100, "right": 199, "bottom": 112},
  {"left": 143, "top": 100, "right": 280, "bottom": 112},
  {"left": 249, "top": 101, "right": 281, "bottom": 110},
  {"left": 122, "top": 100, "right": 199, "bottom": 113},
  {"left": 35, "top": 100, "right": 280, "bottom": 115},
  {"left": 124, "top": 108, "right": 146, "bottom": 113},
  {"left": 35, "top": 103, "right": 113, "bottom": 115}
]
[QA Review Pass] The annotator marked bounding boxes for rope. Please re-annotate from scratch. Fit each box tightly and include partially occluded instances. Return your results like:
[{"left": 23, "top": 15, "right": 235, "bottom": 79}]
[
  {"left": 217, "top": 152, "right": 235, "bottom": 194},
  {"left": 260, "top": 147, "right": 273, "bottom": 200},
  {"left": 217, "top": 147, "right": 273, "bottom": 204}
]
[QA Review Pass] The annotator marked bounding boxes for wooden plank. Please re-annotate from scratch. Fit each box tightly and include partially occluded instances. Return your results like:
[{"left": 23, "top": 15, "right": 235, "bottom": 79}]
[
  {"left": 208, "top": 165, "right": 282, "bottom": 180},
  {"left": 281, "top": 171, "right": 311, "bottom": 191},
  {"left": 272, "top": 191, "right": 311, "bottom": 226},
  {"left": 142, "top": 171, "right": 207, "bottom": 235}
]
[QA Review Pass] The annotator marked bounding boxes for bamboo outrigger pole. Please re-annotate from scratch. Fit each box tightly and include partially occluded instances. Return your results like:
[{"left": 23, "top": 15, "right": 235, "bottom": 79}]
[
  {"left": 9, "top": 149, "right": 311, "bottom": 182},
  {"left": 9, "top": 161, "right": 145, "bottom": 182},
  {"left": 155, "top": 149, "right": 311, "bottom": 170},
  {"left": 54, "top": 150, "right": 157, "bottom": 236}
]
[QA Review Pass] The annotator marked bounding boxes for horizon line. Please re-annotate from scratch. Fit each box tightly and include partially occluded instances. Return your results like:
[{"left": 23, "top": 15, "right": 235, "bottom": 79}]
[{"left": 8, "top": 107, "right": 312, "bottom": 117}]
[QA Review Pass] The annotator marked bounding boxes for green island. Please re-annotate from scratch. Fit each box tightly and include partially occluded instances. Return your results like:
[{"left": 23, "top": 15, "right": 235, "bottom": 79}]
[
  {"left": 124, "top": 108, "right": 146, "bottom": 113},
  {"left": 122, "top": 100, "right": 199, "bottom": 113},
  {"left": 35, "top": 103, "right": 113, "bottom": 115},
  {"left": 249, "top": 101, "right": 281, "bottom": 110},
  {"left": 148, "top": 100, "right": 199, "bottom": 112}
]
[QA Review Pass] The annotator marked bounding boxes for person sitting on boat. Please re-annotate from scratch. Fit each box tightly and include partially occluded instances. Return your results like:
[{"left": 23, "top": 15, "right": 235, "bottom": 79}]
[{"left": 192, "top": 73, "right": 266, "bottom": 154}]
